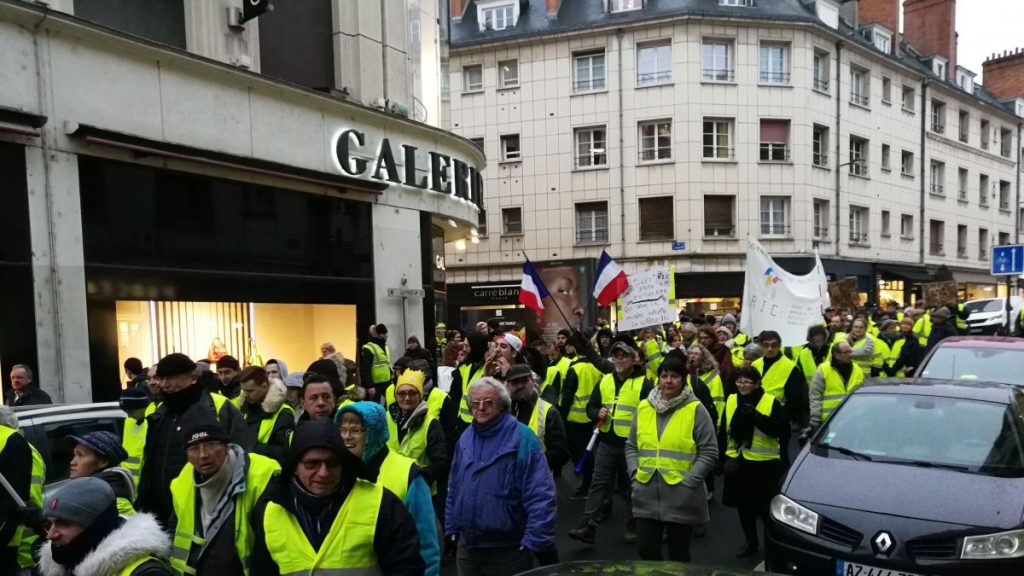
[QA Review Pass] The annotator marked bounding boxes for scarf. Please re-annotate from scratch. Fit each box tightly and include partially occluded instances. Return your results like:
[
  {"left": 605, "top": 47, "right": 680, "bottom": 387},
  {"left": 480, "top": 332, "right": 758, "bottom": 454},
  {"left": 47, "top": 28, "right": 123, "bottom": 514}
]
[
  {"left": 50, "top": 503, "right": 122, "bottom": 569},
  {"left": 833, "top": 360, "right": 854, "bottom": 382},
  {"left": 646, "top": 387, "right": 691, "bottom": 414},
  {"left": 728, "top": 388, "right": 765, "bottom": 448}
]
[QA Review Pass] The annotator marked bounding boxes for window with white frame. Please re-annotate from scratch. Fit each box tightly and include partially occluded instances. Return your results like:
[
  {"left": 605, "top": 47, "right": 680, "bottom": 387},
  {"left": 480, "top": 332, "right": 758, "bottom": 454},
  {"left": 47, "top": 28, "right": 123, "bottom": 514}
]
[
  {"left": 958, "top": 110, "right": 969, "bottom": 142},
  {"left": 638, "top": 197, "right": 674, "bottom": 241},
  {"left": 759, "top": 119, "right": 790, "bottom": 161},
  {"left": 881, "top": 143, "right": 891, "bottom": 171},
  {"left": 573, "top": 50, "right": 606, "bottom": 92},
  {"left": 957, "top": 224, "right": 967, "bottom": 257},
  {"left": 759, "top": 43, "right": 790, "bottom": 84},
  {"left": 881, "top": 210, "right": 891, "bottom": 237},
  {"left": 638, "top": 120, "right": 672, "bottom": 162},
  {"left": 931, "top": 99, "right": 946, "bottom": 133},
  {"left": 850, "top": 66, "right": 870, "bottom": 106},
  {"left": 813, "top": 125, "right": 829, "bottom": 167},
  {"left": 702, "top": 39, "right": 734, "bottom": 82},
  {"left": 850, "top": 206, "right": 869, "bottom": 244},
  {"left": 933, "top": 58, "right": 947, "bottom": 79},
  {"left": 813, "top": 49, "right": 830, "bottom": 92},
  {"left": 901, "top": 150, "right": 914, "bottom": 177},
  {"left": 703, "top": 118, "right": 733, "bottom": 159},
  {"left": 498, "top": 59, "right": 519, "bottom": 87},
  {"left": 980, "top": 173, "right": 990, "bottom": 206},
  {"left": 760, "top": 196, "right": 790, "bottom": 237},
  {"left": 574, "top": 126, "right": 607, "bottom": 168},
  {"left": 901, "top": 85, "right": 915, "bottom": 112},
  {"left": 499, "top": 133, "right": 521, "bottom": 162},
  {"left": 980, "top": 119, "right": 991, "bottom": 150},
  {"left": 704, "top": 195, "right": 735, "bottom": 237},
  {"left": 477, "top": 208, "right": 488, "bottom": 236},
  {"left": 850, "top": 136, "right": 868, "bottom": 175},
  {"left": 813, "top": 199, "right": 829, "bottom": 239},
  {"left": 575, "top": 202, "right": 608, "bottom": 244},
  {"left": 901, "top": 214, "right": 914, "bottom": 239},
  {"left": 501, "top": 207, "right": 523, "bottom": 235},
  {"left": 463, "top": 64, "right": 483, "bottom": 92},
  {"left": 930, "top": 160, "right": 945, "bottom": 196},
  {"left": 958, "top": 167, "right": 968, "bottom": 201},
  {"left": 1001, "top": 128, "right": 1014, "bottom": 158},
  {"left": 479, "top": 2, "right": 516, "bottom": 31},
  {"left": 873, "top": 29, "right": 892, "bottom": 54},
  {"left": 978, "top": 228, "right": 989, "bottom": 259},
  {"left": 929, "top": 220, "right": 945, "bottom": 255},
  {"left": 637, "top": 40, "right": 671, "bottom": 85},
  {"left": 881, "top": 77, "right": 892, "bottom": 103},
  {"left": 609, "top": 0, "right": 642, "bottom": 11}
]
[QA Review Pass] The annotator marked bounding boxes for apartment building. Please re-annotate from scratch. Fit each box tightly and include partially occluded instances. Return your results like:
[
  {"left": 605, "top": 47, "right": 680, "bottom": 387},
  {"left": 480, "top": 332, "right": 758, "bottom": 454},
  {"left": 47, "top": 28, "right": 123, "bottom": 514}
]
[{"left": 443, "top": 0, "right": 1024, "bottom": 329}]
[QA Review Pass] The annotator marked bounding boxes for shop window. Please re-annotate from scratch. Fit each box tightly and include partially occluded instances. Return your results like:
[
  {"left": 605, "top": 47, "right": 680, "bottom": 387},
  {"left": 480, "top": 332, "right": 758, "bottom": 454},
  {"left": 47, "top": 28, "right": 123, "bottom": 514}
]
[
  {"left": 704, "top": 195, "right": 735, "bottom": 237},
  {"left": 74, "top": 0, "right": 185, "bottom": 49},
  {"left": 638, "top": 197, "right": 674, "bottom": 241}
]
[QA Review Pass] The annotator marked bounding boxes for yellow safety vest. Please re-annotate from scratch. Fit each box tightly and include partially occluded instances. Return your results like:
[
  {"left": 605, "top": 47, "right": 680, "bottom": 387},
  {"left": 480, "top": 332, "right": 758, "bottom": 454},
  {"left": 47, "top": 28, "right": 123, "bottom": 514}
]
[
  {"left": 730, "top": 346, "right": 744, "bottom": 368},
  {"left": 819, "top": 363, "right": 865, "bottom": 422},
  {"left": 634, "top": 400, "right": 698, "bottom": 485},
  {"left": 733, "top": 332, "right": 749, "bottom": 346},
  {"left": 598, "top": 374, "right": 645, "bottom": 437},
  {"left": 914, "top": 314, "right": 931, "bottom": 346},
  {"left": 456, "top": 363, "right": 487, "bottom": 423},
  {"left": 872, "top": 338, "right": 891, "bottom": 378},
  {"left": 119, "top": 555, "right": 166, "bottom": 576},
  {"left": 554, "top": 356, "right": 573, "bottom": 383},
  {"left": 263, "top": 480, "right": 382, "bottom": 575},
  {"left": 541, "top": 366, "right": 560, "bottom": 398},
  {"left": 363, "top": 342, "right": 392, "bottom": 386},
  {"left": 17, "top": 442, "right": 45, "bottom": 569},
  {"left": 795, "top": 347, "right": 823, "bottom": 383},
  {"left": 1, "top": 426, "right": 26, "bottom": 558},
  {"left": 698, "top": 370, "right": 725, "bottom": 421},
  {"left": 122, "top": 403, "right": 157, "bottom": 491},
  {"left": 377, "top": 450, "right": 415, "bottom": 501},
  {"left": 527, "top": 399, "right": 554, "bottom": 453},
  {"left": 887, "top": 338, "right": 906, "bottom": 377},
  {"left": 385, "top": 411, "right": 434, "bottom": 472},
  {"left": 724, "top": 393, "right": 780, "bottom": 461},
  {"left": 955, "top": 303, "right": 968, "bottom": 332},
  {"left": 169, "top": 453, "right": 281, "bottom": 576},
  {"left": 567, "top": 361, "right": 603, "bottom": 424},
  {"left": 256, "top": 403, "right": 296, "bottom": 444},
  {"left": 642, "top": 340, "right": 664, "bottom": 380},
  {"left": 752, "top": 356, "right": 797, "bottom": 406}
]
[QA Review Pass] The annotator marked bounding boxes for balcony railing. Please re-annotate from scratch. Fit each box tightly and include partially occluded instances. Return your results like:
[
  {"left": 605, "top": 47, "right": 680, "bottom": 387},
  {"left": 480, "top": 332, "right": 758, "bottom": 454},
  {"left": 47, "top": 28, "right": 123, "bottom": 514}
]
[
  {"left": 958, "top": 189, "right": 968, "bottom": 201},
  {"left": 703, "top": 147, "right": 735, "bottom": 160},
  {"left": 932, "top": 122, "right": 945, "bottom": 134},
  {"left": 849, "top": 231, "right": 870, "bottom": 245},
  {"left": 850, "top": 92, "right": 869, "bottom": 106},
  {"left": 760, "top": 71, "right": 791, "bottom": 84},
  {"left": 760, "top": 143, "right": 790, "bottom": 162},
  {"left": 702, "top": 69, "right": 735, "bottom": 82},
  {"left": 704, "top": 226, "right": 736, "bottom": 238},
  {"left": 930, "top": 184, "right": 945, "bottom": 196},
  {"left": 760, "top": 224, "right": 792, "bottom": 237},
  {"left": 850, "top": 162, "right": 868, "bottom": 176},
  {"left": 813, "top": 152, "right": 829, "bottom": 167},
  {"left": 813, "top": 78, "right": 830, "bottom": 92},
  {"left": 637, "top": 71, "right": 671, "bottom": 85},
  {"left": 573, "top": 78, "right": 606, "bottom": 92},
  {"left": 813, "top": 226, "right": 829, "bottom": 239},
  {"left": 1000, "top": 200, "right": 1011, "bottom": 210},
  {"left": 980, "top": 249, "right": 989, "bottom": 260}
]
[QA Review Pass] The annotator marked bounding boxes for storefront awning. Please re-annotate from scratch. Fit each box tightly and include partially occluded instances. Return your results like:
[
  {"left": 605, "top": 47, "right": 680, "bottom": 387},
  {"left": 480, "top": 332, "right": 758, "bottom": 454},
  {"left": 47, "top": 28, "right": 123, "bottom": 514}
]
[
  {"left": 675, "top": 272, "right": 744, "bottom": 298},
  {"left": 952, "top": 269, "right": 1001, "bottom": 285},
  {"left": 876, "top": 264, "right": 932, "bottom": 283}
]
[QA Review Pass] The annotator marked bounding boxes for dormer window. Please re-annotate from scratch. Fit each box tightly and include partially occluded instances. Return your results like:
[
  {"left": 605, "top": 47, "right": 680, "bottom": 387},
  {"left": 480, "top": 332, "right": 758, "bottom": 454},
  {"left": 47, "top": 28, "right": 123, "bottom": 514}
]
[
  {"left": 478, "top": 0, "right": 517, "bottom": 32},
  {"left": 956, "top": 67, "right": 976, "bottom": 94},
  {"left": 719, "top": 0, "right": 753, "bottom": 6},
  {"left": 932, "top": 57, "right": 948, "bottom": 80},
  {"left": 873, "top": 30, "right": 891, "bottom": 54},
  {"left": 609, "top": 0, "right": 642, "bottom": 12}
]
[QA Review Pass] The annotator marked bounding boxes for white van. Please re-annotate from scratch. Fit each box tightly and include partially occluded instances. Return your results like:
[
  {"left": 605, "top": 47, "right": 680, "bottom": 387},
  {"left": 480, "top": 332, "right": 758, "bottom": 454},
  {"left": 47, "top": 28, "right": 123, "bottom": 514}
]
[{"left": 964, "top": 296, "right": 1023, "bottom": 335}]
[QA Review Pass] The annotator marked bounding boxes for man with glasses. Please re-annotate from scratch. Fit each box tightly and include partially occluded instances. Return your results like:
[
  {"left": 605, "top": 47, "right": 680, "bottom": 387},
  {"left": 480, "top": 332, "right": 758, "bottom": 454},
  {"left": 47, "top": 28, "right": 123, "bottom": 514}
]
[
  {"left": 137, "top": 353, "right": 246, "bottom": 526},
  {"left": 168, "top": 409, "right": 280, "bottom": 576},
  {"left": 751, "top": 331, "right": 808, "bottom": 429},
  {"left": 250, "top": 419, "right": 424, "bottom": 576}
]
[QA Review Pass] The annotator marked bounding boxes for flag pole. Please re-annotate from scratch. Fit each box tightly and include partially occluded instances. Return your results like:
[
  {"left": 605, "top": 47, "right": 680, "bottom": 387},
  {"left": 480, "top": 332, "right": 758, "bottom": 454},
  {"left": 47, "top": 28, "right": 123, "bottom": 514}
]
[{"left": 521, "top": 250, "right": 576, "bottom": 329}]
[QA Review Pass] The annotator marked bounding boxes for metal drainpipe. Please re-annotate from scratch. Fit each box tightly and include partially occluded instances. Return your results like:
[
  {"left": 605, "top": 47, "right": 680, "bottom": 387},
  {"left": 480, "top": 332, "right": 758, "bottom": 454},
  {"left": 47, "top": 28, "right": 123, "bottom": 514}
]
[
  {"left": 834, "top": 41, "right": 843, "bottom": 257},
  {"left": 617, "top": 28, "right": 626, "bottom": 245},
  {"left": 380, "top": 0, "right": 389, "bottom": 102},
  {"left": 919, "top": 79, "right": 929, "bottom": 265}
]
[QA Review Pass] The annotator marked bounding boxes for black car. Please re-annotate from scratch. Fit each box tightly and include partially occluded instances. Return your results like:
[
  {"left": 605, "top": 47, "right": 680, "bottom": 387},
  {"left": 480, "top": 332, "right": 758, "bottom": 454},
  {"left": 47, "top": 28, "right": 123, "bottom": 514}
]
[
  {"left": 766, "top": 379, "right": 1024, "bottom": 575},
  {"left": 516, "top": 560, "right": 784, "bottom": 575}
]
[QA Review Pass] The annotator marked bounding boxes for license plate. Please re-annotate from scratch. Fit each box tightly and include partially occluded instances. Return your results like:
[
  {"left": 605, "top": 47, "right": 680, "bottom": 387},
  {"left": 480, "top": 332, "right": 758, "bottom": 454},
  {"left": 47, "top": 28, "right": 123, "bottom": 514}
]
[{"left": 835, "top": 560, "right": 925, "bottom": 576}]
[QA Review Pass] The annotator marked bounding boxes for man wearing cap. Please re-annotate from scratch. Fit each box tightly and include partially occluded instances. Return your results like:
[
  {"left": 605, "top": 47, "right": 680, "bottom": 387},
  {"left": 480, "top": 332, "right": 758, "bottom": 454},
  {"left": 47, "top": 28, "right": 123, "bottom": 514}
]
[
  {"left": 1, "top": 406, "right": 35, "bottom": 576},
  {"left": 721, "top": 314, "right": 748, "bottom": 347},
  {"left": 507, "top": 365, "right": 570, "bottom": 475},
  {"left": 121, "top": 387, "right": 155, "bottom": 492},
  {"left": 236, "top": 366, "right": 295, "bottom": 467},
  {"left": 137, "top": 353, "right": 246, "bottom": 527},
  {"left": 569, "top": 336, "right": 654, "bottom": 545},
  {"left": 360, "top": 324, "right": 393, "bottom": 400},
  {"left": 167, "top": 408, "right": 280, "bottom": 576},
  {"left": 215, "top": 356, "right": 242, "bottom": 402},
  {"left": 249, "top": 419, "right": 424, "bottom": 576},
  {"left": 67, "top": 431, "right": 136, "bottom": 516},
  {"left": 38, "top": 477, "right": 172, "bottom": 576},
  {"left": 282, "top": 373, "right": 304, "bottom": 414}
]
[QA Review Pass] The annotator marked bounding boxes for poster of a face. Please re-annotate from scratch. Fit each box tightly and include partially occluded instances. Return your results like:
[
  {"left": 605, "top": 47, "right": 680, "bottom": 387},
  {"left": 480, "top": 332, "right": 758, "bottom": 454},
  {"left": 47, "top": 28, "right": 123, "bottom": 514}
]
[{"left": 530, "top": 260, "right": 594, "bottom": 343}]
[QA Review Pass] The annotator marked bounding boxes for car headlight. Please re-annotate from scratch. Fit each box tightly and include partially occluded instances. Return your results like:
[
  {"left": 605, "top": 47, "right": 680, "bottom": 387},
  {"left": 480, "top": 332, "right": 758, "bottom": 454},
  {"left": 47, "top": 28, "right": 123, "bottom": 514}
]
[
  {"left": 770, "top": 494, "right": 819, "bottom": 535},
  {"left": 962, "top": 529, "right": 1024, "bottom": 559}
]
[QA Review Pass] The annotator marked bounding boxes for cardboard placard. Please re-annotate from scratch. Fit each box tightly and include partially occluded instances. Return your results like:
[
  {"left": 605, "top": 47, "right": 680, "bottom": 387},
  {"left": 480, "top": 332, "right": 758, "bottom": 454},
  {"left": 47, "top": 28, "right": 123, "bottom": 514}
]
[
  {"left": 827, "top": 277, "right": 859, "bottom": 309},
  {"left": 922, "top": 281, "right": 958, "bottom": 308}
]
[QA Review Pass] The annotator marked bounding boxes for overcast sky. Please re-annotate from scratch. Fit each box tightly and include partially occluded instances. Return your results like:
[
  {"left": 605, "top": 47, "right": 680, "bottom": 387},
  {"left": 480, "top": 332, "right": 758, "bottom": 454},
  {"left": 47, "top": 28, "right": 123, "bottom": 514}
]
[{"left": 945, "top": 1, "right": 1022, "bottom": 81}]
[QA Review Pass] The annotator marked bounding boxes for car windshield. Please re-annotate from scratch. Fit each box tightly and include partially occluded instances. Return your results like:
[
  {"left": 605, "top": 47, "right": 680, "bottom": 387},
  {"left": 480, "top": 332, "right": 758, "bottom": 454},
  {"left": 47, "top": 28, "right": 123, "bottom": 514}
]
[
  {"left": 965, "top": 300, "right": 1004, "bottom": 313},
  {"left": 919, "top": 347, "right": 1024, "bottom": 385},
  {"left": 819, "top": 393, "right": 1024, "bottom": 476}
]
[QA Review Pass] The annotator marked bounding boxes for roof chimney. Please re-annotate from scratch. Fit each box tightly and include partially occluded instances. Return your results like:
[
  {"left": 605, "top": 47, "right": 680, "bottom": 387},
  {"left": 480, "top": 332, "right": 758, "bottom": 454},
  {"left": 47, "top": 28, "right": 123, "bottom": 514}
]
[
  {"left": 903, "top": 0, "right": 956, "bottom": 79},
  {"left": 859, "top": 0, "right": 899, "bottom": 37},
  {"left": 547, "top": 0, "right": 561, "bottom": 19},
  {"left": 451, "top": 0, "right": 468, "bottom": 21},
  {"left": 982, "top": 48, "right": 1024, "bottom": 100}
]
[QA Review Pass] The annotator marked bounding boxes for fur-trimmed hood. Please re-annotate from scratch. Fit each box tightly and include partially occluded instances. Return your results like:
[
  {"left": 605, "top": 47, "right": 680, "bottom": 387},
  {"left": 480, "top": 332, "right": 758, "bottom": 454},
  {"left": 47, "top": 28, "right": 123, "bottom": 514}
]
[
  {"left": 39, "top": 513, "right": 171, "bottom": 576},
  {"left": 262, "top": 378, "right": 288, "bottom": 414}
]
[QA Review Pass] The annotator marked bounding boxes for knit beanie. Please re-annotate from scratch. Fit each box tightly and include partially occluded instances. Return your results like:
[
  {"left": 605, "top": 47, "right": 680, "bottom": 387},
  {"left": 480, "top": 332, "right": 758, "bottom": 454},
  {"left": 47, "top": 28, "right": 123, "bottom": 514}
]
[
  {"left": 395, "top": 370, "right": 426, "bottom": 395},
  {"left": 44, "top": 477, "right": 115, "bottom": 527},
  {"left": 66, "top": 431, "right": 128, "bottom": 466},
  {"left": 334, "top": 401, "right": 389, "bottom": 462},
  {"left": 721, "top": 314, "right": 738, "bottom": 326},
  {"left": 119, "top": 387, "right": 151, "bottom": 412}
]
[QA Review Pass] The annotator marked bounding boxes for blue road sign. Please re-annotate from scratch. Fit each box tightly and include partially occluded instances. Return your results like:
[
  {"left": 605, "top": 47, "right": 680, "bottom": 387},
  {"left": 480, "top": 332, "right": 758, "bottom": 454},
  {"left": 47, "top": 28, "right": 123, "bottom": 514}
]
[
  {"left": 672, "top": 241, "right": 686, "bottom": 251},
  {"left": 991, "top": 244, "right": 1024, "bottom": 276}
]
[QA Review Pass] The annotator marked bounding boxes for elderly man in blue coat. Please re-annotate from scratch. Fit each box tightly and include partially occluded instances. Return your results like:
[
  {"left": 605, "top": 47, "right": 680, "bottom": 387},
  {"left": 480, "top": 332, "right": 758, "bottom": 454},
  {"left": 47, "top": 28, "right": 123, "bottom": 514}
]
[{"left": 445, "top": 377, "right": 558, "bottom": 576}]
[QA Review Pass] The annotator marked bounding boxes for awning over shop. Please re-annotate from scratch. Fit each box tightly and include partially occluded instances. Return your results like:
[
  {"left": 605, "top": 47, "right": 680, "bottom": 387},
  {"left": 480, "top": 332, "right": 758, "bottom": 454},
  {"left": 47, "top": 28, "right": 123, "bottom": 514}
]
[
  {"left": 675, "top": 272, "right": 744, "bottom": 298},
  {"left": 952, "top": 269, "right": 1002, "bottom": 285},
  {"left": 876, "top": 264, "right": 932, "bottom": 283}
]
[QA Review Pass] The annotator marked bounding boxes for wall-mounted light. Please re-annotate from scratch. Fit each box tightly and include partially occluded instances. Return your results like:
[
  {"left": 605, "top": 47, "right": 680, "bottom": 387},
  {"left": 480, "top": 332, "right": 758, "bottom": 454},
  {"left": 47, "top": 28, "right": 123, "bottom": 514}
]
[
  {"left": 470, "top": 237, "right": 480, "bottom": 244},
  {"left": 447, "top": 219, "right": 458, "bottom": 228},
  {"left": 455, "top": 239, "right": 467, "bottom": 250},
  {"left": 470, "top": 227, "right": 479, "bottom": 237}
]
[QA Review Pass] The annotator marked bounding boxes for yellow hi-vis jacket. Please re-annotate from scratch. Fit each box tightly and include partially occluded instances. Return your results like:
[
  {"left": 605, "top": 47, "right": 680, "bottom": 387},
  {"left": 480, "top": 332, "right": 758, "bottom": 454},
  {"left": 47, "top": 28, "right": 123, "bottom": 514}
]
[{"left": 634, "top": 400, "right": 698, "bottom": 484}]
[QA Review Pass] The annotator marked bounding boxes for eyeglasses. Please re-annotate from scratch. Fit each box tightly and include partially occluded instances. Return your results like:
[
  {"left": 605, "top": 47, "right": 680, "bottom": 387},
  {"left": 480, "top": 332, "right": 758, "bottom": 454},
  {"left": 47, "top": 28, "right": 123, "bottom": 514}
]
[
  {"left": 470, "top": 399, "right": 497, "bottom": 410},
  {"left": 396, "top": 390, "right": 420, "bottom": 399},
  {"left": 299, "top": 457, "right": 340, "bottom": 472},
  {"left": 338, "top": 426, "right": 365, "bottom": 438}
]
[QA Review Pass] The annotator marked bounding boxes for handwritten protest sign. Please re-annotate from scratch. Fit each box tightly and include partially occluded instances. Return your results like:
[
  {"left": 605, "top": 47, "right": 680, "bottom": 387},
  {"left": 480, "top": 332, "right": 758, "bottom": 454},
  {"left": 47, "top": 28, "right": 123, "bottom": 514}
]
[
  {"left": 740, "top": 239, "right": 830, "bottom": 345},
  {"left": 922, "top": 281, "right": 957, "bottom": 308},
  {"left": 617, "top": 268, "right": 674, "bottom": 331},
  {"left": 827, "top": 277, "right": 860, "bottom": 309}
]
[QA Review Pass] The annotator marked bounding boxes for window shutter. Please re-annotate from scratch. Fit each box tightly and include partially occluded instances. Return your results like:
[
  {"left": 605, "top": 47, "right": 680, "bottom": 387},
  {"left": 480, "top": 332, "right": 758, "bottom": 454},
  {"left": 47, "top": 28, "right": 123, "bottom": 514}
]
[
  {"left": 760, "top": 120, "right": 788, "bottom": 143},
  {"left": 639, "top": 197, "right": 673, "bottom": 240}
]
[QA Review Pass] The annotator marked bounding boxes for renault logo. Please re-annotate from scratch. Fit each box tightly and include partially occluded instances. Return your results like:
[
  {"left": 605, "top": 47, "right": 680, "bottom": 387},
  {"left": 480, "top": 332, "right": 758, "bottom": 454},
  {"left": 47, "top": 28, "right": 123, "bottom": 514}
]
[{"left": 872, "top": 531, "right": 895, "bottom": 555}]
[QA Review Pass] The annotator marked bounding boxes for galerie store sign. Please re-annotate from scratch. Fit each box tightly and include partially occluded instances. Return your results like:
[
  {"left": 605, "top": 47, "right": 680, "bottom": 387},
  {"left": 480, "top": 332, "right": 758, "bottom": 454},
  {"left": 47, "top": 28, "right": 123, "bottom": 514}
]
[{"left": 332, "top": 129, "right": 483, "bottom": 209}]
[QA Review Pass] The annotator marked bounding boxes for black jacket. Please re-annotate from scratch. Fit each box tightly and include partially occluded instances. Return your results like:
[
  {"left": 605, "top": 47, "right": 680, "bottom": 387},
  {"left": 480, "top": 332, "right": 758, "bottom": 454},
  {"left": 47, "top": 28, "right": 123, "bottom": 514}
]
[
  {"left": 926, "top": 320, "right": 961, "bottom": 353},
  {"left": 0, "top": 425, "right": 31, "bottom": 562},
  {"left": 136, "top": 385, "right": 246, "bottom": 526},
  {"left": 6, "top": 386, "right": 53, "bottom": 407},
  {"left": 760, "top": 354, "right": 809, "bottom": 427},
  {"left": 887, "top": 335, "right": 925, "bottom": 377},
  {"left": 239, "top": 385, "right": 295, "bottom": 467},
  {"left": 585, "top": 366, "right": 654, "bottom": 447},
  {"left": 512, "top": 396, "right": 571, "bottom": 475}
]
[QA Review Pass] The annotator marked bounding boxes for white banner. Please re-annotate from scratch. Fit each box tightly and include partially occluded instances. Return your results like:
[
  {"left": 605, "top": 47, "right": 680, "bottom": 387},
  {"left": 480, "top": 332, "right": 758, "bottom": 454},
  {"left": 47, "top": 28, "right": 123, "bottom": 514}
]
[
  {"left": 739, "top": 239, "right": 830, "bottom": 346},
  {"left": 617, "top": 268, "right": 674, "bottom": 332}
]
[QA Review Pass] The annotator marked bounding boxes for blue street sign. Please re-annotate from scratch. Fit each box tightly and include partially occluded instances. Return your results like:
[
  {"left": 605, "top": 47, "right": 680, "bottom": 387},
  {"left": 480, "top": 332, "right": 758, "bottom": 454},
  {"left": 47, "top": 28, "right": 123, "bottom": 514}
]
[
  {"left": 991, "top": 244, "right": 1024, "bottom": 276},
  {"left": 672, "top": 241, "right": 686, "bottom": 251}
]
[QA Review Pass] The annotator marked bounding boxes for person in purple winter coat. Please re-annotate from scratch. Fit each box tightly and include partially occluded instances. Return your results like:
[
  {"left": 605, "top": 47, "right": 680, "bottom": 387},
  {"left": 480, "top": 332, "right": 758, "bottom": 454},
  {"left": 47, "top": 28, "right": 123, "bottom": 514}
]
[{"left": 444, "top": 377, "right": 558, "bottom": 576}]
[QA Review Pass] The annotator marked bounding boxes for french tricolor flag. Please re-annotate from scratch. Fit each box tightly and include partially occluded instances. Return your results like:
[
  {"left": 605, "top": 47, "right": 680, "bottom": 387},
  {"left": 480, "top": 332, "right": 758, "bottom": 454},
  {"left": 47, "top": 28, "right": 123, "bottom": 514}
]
[
  {"left": 593, "top": 250, "right": 629, "bottom": 307},
  {"left": 518, "top": 262, "right": 550, "bottom": 314}
]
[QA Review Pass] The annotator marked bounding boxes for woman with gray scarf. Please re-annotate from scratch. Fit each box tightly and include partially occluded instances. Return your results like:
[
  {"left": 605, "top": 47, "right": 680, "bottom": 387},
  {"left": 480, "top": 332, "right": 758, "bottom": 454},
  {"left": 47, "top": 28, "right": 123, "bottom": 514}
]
[{"left": 625, "top": 357, "right": 719, "bottom": 562}]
